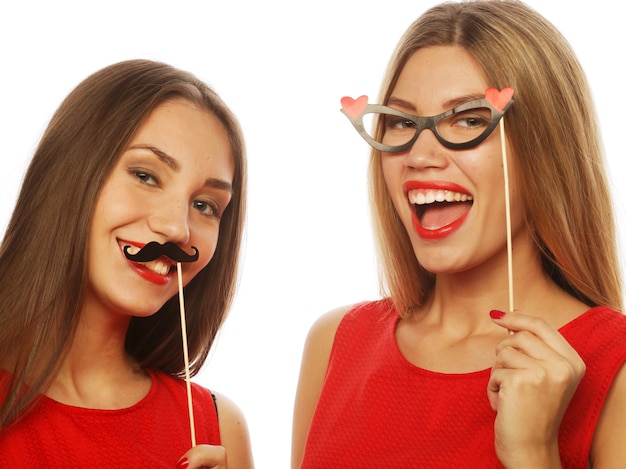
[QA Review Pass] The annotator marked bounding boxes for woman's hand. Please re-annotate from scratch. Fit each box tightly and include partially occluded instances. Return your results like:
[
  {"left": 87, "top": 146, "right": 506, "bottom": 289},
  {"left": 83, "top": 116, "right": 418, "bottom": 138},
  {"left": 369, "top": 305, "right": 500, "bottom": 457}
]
[
  {"left": 176, "top": 445, "right": 227, "bottom": 469},
  {"left": 488, "top": 309, "right": 586, "bottom": 468}
]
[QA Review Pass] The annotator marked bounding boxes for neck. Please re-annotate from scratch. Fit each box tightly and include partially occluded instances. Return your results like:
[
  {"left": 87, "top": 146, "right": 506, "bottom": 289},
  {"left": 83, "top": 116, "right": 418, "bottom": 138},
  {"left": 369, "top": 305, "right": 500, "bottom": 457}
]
[
  {"left": 420, "top": 234, "right": 584, "bottom": 335},
  {"left": 47, "top": 303, "right": 150, "bottom": 409}
]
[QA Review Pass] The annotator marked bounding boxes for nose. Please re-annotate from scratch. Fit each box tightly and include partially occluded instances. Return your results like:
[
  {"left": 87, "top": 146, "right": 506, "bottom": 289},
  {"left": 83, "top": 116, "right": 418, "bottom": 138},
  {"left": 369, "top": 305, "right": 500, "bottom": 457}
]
[
  {"left": 403, "top": 128, "right": 449, "bottom": 170},
  {"left": 147, "top": 199, "right": 191, "bottom": 245}
]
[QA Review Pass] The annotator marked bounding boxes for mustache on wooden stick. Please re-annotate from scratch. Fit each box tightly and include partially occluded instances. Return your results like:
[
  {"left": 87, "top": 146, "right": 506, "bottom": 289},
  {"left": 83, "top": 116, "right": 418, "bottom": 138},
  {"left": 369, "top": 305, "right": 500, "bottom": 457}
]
[{"left": 123, "top": 241, "right": 199, "bottom": 263}]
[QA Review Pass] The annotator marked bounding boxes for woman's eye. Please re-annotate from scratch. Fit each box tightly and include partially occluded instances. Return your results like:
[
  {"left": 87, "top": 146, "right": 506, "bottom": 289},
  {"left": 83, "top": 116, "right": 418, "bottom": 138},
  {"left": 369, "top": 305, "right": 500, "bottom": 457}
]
[
  {"left": 451, "top": 108, "right": 491, "bottom": 128},
  {"left": 385, "top": 116, "right": 416, "bottom": 130},
  {"left": 193, "top": 200, "right": 220, "bottom": 218},
  {"left": 456, "top": 116, "right": 487, "bottom": 128},
  {"left": 132, "top": 170, "right": 158, "bottom": 185}
]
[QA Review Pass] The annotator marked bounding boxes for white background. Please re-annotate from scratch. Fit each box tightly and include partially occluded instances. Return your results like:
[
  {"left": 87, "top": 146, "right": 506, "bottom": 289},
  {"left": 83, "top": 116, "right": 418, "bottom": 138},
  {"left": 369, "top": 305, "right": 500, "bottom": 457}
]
[{"left": 1, "top": 2, "right": 624, "bottom": 467}]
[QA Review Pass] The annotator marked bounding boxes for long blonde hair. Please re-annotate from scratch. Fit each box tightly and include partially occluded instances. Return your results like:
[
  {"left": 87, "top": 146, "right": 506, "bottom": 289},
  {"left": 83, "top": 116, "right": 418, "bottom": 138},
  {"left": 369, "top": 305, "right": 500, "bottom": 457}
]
[{"left": 369, "top": 0, "right": 622, "bottom": 315}]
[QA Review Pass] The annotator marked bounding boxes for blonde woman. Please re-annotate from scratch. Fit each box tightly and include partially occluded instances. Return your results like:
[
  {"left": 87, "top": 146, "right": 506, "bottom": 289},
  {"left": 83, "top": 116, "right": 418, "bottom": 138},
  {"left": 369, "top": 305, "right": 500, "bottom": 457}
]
[{"left": 292, "top": 1, "right": 625, "bottom": 467}]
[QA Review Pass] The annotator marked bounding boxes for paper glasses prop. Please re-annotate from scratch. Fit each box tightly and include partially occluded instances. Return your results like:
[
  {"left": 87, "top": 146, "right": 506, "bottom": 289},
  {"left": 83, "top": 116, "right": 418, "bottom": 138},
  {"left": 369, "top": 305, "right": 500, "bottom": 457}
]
[
  {"left": 341, "top": 88, "right": 517, "bottom": 323},
  {"left": 340, "top": 88, "right": 514, "bottom": 151},
  {"left": 124, "top": 241, "right": 200, "bottom": 446}
]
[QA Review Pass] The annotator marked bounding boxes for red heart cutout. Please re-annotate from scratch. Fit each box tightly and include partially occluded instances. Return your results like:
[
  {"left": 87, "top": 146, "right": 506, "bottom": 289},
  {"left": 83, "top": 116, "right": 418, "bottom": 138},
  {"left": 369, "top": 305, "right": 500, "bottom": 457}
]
[
  {"left": 485, "top": 87, "right": 514, "bottom": 111},
  {"left": 341, "top": 95, "right": 368, "bottom": 119}
]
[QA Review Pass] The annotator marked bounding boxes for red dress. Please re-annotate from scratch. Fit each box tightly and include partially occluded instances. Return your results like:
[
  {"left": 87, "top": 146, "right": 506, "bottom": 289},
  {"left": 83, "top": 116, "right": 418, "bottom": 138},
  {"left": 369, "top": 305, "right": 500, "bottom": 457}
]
[
  {"left": 300, "top": 299, "right": 626, "bottom": 468},
  {"left": 0, "top": 370, "right": 220, "bottom": 467}
]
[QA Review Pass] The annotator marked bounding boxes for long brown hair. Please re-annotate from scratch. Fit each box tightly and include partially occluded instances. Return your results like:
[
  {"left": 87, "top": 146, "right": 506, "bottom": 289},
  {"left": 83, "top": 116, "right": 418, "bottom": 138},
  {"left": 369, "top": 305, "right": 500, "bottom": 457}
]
[
  {"left": 0, "top": 59, "right": 247, "bottom": 427},
  {"left": 369, "top": 0, "right": 622, "bottom": 315}
]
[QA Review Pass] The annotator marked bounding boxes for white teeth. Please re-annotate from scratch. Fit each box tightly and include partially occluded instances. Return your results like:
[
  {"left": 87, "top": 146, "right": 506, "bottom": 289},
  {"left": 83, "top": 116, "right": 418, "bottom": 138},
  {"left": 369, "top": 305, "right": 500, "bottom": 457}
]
[
  {"left": 408, "top": 189, "right": 473, "bottom": 205},
  {"left": 151, "top": 260, "right": 170, "bottom": 276},
  {"left": 123, "top": 244, "right": 171, "bottom": 276}
]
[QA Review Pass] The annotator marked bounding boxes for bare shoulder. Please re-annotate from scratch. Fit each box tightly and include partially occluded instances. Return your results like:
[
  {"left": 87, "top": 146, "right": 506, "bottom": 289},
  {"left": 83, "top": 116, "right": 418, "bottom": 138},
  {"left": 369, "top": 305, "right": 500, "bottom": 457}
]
[
  {"left": 296, "top": 303, "right": 355, "bottom": 407},
  {"left": 306, "top": 303, "right": 354, "bottom": 348},
  {"left": 590, "top": 361, "right": 626, "bottom": 467},
  {"left": 213, "top": 391, "right": 255, "bottom": 469},
  {"left": 291, "top": 303, "right": 355, "bottom": 469},
  {"left": 299, "top": 303, "right": 356, "bottom": 371}
]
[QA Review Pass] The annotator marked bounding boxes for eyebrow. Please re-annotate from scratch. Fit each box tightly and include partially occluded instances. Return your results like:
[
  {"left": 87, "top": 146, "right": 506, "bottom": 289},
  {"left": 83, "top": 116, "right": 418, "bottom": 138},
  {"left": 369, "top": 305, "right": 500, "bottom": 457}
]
[
  {"left": 129, "top": 144, "right": 180, "bottom": 171},
  {"left": 205, "top": 177, "right": 233, "bottom": 194},
  {"left": 128, "top": 143, "right": 233, "bottom": 194},
  {"left": 386, "top": 94, "right": 484, "bottom": 114}
]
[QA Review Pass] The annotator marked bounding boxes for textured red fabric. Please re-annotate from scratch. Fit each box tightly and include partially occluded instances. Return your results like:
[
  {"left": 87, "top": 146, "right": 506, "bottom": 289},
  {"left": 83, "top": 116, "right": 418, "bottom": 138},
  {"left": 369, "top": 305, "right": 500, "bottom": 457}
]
[
  {"left": 0, "top": 370, "right": 220, "bottom": 467},
  {"left": 300, "top": 299, "right": 626, "bottom": 468}
]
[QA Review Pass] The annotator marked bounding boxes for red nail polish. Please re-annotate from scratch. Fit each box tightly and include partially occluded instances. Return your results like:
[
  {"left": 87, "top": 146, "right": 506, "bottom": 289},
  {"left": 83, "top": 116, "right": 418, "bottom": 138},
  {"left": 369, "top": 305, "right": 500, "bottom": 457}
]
[
  {"left": 489, "top": 309, "right": 506, "bottom": 319},
  {"left": 176, "top": 458, "right": 190, "bottom": 469}
]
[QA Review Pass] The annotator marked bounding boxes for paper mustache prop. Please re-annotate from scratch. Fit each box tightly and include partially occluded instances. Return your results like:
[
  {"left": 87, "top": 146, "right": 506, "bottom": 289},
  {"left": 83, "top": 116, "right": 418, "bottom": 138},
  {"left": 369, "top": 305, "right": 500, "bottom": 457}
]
[{"left": 123, "top": 241, "right": 199, "bottom": 263}]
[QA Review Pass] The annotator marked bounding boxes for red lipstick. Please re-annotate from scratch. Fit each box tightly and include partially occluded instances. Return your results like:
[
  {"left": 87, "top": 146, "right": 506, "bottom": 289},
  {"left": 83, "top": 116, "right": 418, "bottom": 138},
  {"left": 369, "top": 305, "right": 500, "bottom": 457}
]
[
  {"left": 120, "top": 239, "right": 173, "bottom": 286},
  {"left": 129, "top": 263, "right": 172, "bottom": 285},
  {"left": 403, "top": 181, "right": 473, "bottom": 240}
]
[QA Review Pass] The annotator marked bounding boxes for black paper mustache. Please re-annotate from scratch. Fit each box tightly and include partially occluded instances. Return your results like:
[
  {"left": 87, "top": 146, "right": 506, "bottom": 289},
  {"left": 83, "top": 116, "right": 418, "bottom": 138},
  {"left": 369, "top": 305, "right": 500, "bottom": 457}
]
[{"left": 123, "top": 241, "right": 199, "bottom": 263}]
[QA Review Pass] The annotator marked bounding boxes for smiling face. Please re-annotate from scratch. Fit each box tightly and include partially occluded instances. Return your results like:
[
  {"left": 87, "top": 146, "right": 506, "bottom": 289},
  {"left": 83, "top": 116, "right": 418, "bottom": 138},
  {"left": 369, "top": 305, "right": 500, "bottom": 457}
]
[
  {"left": 381, "top": 45, "right": 525, "bottom": 275},
  {"left": 85, "top": 98, "right": 234, "bottom": 319}
]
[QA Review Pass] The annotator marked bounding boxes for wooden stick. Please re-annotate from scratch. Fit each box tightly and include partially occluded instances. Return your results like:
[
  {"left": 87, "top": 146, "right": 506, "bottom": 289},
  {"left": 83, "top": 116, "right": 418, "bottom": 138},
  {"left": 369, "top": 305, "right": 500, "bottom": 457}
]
[
  {"left": 177, "top": 262, "right": 196, "bottom": 447},
  {"left": 499, "top": 118, "right": 515, "bottom": 335}
]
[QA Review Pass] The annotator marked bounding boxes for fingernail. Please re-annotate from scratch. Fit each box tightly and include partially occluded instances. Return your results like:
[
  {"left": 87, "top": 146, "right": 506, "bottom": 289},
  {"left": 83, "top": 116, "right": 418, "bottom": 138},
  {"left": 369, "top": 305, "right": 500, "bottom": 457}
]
[
  {"left": 489, "top": 309, "right": 506, "bottom": 319},
  {"left": 176, "top": 458, "right": 189, "bottom": 469}
]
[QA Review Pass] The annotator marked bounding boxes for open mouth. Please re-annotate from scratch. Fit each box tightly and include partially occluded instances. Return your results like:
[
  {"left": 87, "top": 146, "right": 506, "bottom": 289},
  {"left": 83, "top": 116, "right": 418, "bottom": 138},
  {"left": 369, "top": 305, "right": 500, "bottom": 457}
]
[
  {"left": 145, "top": 260, "right": 175, "bottom": 276},
  {"left": 408, "top": 189, "right": 473, "bottom": 237},
  {"left": 123, "top": 244, "right": 175, "bottom": 276}
]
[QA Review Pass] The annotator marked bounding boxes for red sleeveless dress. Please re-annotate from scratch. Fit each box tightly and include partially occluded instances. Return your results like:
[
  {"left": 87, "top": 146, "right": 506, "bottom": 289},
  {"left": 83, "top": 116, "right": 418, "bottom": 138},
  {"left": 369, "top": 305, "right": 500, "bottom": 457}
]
[
  {"left": 0, "top": 370, "right": 220, "bottom": 467},
  {"left": 300, "top": 299, "right": 626, "bottom": 468}
]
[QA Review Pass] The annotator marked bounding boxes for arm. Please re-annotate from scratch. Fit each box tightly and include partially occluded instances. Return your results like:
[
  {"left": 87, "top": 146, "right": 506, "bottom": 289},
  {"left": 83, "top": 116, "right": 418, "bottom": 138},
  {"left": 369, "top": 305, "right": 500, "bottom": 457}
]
[
  {"left": 214, "top": 392, "right": 254, "bottom": 469},
  {"left": 177, "top": 392, "right": 254, "bottom": 469},
  {"left": 291, "top": 305, "right": 350, "bottom": 469},
  {"left": 590, "top": 362, "right": 626, "bottom": 467}
]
